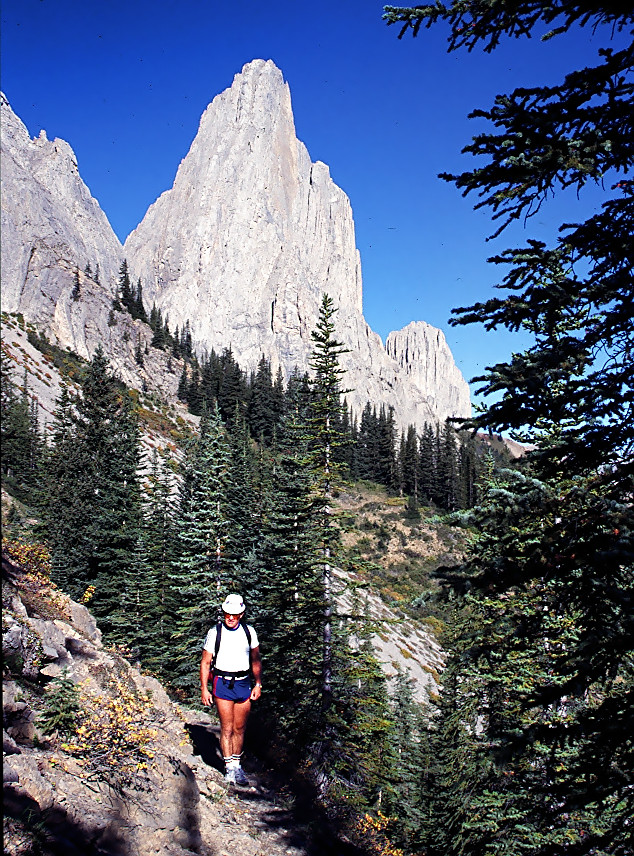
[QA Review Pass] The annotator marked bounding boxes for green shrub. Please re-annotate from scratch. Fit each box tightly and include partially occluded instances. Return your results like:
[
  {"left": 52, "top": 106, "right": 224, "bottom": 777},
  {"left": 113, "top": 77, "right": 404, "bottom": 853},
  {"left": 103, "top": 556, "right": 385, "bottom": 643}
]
[{"left": 39, "top": 671, "right": 81, "bottom": 736}]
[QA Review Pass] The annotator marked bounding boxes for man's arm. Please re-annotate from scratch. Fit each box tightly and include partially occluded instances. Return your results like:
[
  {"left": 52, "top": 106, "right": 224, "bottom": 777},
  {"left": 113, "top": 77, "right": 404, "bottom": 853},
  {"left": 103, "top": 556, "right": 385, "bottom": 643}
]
[
  {"left": 250, "top": 646, "right": 262, "bottom": 701},
  {"left": 200, "top": 649, "right": 213, "bottom": 706}
]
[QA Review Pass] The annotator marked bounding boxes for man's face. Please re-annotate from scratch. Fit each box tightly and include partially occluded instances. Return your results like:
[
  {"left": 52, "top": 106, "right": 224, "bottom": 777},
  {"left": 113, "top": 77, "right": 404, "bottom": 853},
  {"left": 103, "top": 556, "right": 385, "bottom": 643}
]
[{"left": 223, "top": 611, "right": 243, "bottom": 629}]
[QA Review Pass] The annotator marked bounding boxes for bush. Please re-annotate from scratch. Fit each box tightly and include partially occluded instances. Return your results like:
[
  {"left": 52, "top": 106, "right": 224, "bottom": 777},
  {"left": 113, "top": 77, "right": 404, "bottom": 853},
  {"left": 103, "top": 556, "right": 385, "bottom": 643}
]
[{"left": 39, "top": 671, "right": 81, "bottom": 736}]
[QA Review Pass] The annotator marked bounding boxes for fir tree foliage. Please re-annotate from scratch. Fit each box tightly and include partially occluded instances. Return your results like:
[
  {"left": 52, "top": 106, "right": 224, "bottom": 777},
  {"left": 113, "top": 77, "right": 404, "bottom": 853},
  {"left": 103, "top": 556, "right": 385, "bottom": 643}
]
[
  {"left": 169, "top": 403, "right": 232, "bottom": 695},
  {"left": 1, "top": 354, "right": 42, "bottom": 502},
  {"left": 306, "top": 294, "right": 351, "bottom": 701},
  {"left": 42, "top": 347, "right": 141, "bottom": 632},
  {"left": 387, "top": 3, "right": 634, "bottom": 853}
]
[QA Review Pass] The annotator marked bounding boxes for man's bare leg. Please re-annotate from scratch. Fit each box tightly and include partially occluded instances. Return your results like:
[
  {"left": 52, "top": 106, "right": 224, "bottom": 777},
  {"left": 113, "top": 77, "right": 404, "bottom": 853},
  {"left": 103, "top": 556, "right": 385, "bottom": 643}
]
[
  {"left": 231, "top": 698, "right": 251, "bottom": 756},
  {"left": 215, "top": 697, "right": 237, "bottom": 760}
]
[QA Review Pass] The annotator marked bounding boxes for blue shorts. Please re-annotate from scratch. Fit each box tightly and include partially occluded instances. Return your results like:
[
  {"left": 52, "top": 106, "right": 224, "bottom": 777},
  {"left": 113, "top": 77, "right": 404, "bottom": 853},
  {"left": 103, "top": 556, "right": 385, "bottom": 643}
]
[{"left": 212, "top": 675, "right": 251, "bottom": 702}]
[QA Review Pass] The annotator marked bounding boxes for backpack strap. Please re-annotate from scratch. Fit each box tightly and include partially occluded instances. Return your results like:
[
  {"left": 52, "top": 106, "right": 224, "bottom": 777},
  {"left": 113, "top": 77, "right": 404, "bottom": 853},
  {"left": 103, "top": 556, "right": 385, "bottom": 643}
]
[
  {"left": 210, "top": 619, "right": 254, "bottom": 686},
  {"left": 211, "top": 620, "right": 223, "bottom": 670},
  {"left": 240, "top": 618, "right": 253, "bottom": 676}
]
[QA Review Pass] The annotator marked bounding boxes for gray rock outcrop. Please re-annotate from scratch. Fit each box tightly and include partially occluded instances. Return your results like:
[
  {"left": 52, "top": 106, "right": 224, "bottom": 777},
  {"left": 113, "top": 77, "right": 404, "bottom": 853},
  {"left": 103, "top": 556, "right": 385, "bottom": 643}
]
[
  {"left": 0, "top": 92, "right": 123, "bottom": 327},
  {"left": 2, "top": 62, "right": 471, "bottom": 428},
  {"left": 386, "top": 321, "right": 471, "bottom": 425},
  {"left": 124, "top": 59, "right": 471, "bottom": 425}
]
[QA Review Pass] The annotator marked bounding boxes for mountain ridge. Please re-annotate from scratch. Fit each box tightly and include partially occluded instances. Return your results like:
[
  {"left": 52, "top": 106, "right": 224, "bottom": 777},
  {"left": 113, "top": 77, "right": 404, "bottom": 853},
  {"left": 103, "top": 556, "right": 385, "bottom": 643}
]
[{"left": 1, "top": 61, "right": 471, "bottom": 429}]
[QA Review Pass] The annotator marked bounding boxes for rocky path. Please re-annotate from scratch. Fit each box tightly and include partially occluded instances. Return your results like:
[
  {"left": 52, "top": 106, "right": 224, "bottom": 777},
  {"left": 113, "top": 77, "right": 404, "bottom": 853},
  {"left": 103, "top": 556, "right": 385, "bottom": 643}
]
[
  {"left": 4, "top": 561, "right": 336, "bottom": 856},
  {"left": 186, "top": 717, "right": 310, "bottom": 856}
]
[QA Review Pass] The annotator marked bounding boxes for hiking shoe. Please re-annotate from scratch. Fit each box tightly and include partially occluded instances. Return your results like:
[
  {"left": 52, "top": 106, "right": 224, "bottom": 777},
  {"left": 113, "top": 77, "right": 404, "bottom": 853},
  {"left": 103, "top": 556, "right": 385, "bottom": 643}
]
[
  {"left": 234, "top": 767, "right": 250, "bottom": 786},
  {"left": 224, "top": 769, "right": 236, "bottom": 785}
]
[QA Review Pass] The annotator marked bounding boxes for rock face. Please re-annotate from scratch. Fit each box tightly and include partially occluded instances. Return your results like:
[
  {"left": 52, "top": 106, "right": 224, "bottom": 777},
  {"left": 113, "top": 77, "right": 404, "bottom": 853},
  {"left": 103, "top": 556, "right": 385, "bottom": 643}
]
[
  {"left": 386, "top": 321, "right": 470, "bottom": 424},
  {"left": 1, "top": 63, "right": 471, "bottom": 427},
  {"left": 124, "top": 59, "right": 471, "bottom": 425},
  {"left": 0, "top": 92, "right": 123, "bottom": 330},
  {"left": 0, "top": 94, "right": 183, "bottom": 399}
]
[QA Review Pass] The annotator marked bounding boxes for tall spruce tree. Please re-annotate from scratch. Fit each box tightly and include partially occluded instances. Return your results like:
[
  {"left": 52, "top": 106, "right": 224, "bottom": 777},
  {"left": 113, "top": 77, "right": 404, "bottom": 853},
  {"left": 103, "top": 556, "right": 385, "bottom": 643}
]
[
  {"left": 306, "top": 293, "right": 350, "bottom": 703},
  {"left": 43, "top": 348, "right": 141, "bottom": 631},
  {"left": 169, "top": 403, "right": 232, "bottom": 697},
  {"left": 132, "top": 448, "right": 178, "bottom": 675},
  {"left": 1, "top": 357, "right": 42, "bottom": 502},
  {"left": 387, "top": 3, "right": 634, "bottom": 853},
  {"left": 256, "top": 408, "right": 324, "bottom": 747}
]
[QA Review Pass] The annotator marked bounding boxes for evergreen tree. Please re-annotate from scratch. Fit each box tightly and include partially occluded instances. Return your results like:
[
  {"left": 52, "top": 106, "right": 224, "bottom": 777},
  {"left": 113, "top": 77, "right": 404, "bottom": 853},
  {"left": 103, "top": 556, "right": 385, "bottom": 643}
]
[
  {"left": 387, "top": 3, "right": 634, "bottom": 852},
  {"left": 356, "top": 402, "right": 381, "bottom": 482},
  {"left": 400, "top": 424, "right": 419, "bottom": 499},
  {"left": 418, "top": 422, "right": 437, "bottom": 504},
  {"left": 133, "top": 277, "right": 148, "bottom": 323},
  {"left": 42, "top": 347, "right": 141, "bottom": 630},
  {"left": 247, "top": 355, "right": 276, "bottom": 442},
  {"left": 224, "top": 408, "right": 262, "bottom": 585},
  {"left": 217, "top": 347, "right": 247, "bottom": 423},
  {"left": 378, "top": 405, "right": 399, "bottom": 491},
  {"left": 177, "top": 363, "right": 188, "bottom": 400},
  {"left": 385, "top": 672, "right": 435, "bottom": 853},
  {"left": 118, "top": 260, "right": 132, "bottom": 309},
  {"left": 1, "top": 358, "right": 42, "bottom": 502},
  {"left": 72, "top": 267, "right": 81, "bottom": 301},
  {"left": 306, "top": 294, "right": 351, "bottom": 703},
  {"left": 437, "top": 421, "right": 459, "bottom": 511},
  {"left": 134, "top": 333, "right": 144, "bottom": 367},
  {"left": 256, "top": 409, "right": 324, "bottom": 747},
  {"left": 169, "top": 404, "right": 232, "bottom": 697},
  {"left": 457, "top": 430, "right": 478, "bottom": 509},
  {"left": 132, "top": 448, "right": 177, "bottom": 676}
]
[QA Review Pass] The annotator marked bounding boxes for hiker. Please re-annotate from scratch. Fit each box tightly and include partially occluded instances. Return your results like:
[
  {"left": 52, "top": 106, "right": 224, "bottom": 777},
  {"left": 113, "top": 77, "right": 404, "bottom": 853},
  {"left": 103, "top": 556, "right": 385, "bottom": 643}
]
[{"left": 200, "top": 593, "right": 262, "bottom": 785}]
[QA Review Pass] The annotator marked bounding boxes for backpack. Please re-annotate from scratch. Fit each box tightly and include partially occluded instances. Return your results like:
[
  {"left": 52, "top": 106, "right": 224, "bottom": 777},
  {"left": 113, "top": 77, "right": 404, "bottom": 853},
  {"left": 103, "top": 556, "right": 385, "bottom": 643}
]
[{"left": 210, "top": 618, "right": 253, "bottom": 686}]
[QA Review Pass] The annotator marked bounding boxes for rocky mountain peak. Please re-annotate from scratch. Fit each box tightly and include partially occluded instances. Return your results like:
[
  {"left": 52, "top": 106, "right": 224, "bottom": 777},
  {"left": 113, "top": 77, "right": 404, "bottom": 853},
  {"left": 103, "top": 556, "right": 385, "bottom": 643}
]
[
  {"left": 2, "top": 63, "right": 471, "bottom": 428},
  {"left": 125, "top": 60, "right": 471, "bottom": 425},
  {"left": 0, "top": 92, "right": 123, "bottom": 334}
]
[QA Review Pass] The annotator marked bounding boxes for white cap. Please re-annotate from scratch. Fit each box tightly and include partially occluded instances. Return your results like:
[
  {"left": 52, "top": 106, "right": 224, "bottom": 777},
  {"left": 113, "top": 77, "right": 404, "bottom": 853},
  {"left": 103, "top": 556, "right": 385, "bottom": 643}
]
[{"left": 222, "top": 594, "right": 245, "bottom": 614}]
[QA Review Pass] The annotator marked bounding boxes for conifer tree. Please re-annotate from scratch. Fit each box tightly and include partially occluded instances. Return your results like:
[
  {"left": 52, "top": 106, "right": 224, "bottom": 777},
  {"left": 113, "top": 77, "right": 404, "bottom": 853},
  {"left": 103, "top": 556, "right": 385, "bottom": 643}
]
[
  {"left": 256, "top": 409, "right": 324, "bottom": 745},
  {"left": 437, "top": 421, "right": 459, "bottom": 511},
  {"left": 43, "top": 347, "right": 141, "bottom": 630},
  {"left": 224, "top": 408, "right": 262, "bottom": 586},
  {"left": 134, "top": 333, "right": 144, "bottom": 366},
  {"left": 133, "top": 448, "right": 178, "bottom": 675},
  {"left": 133, "top": 277, "right": 148, "bottom": 323},
  {"left": 418, "top": 422, "right": 437, "bottom": 504},
  {"left": 306, "top": 294, "right": 350, "bottom": 702},
  {"left": 1, "top": 358, "right": 42, "bottom": 501},
  {"left": 118, "top": 260, "right": 132, "bottom": 308},
  {"left": 72, "top": 267, "right": 81, "bottom": 301},
  {"left": 388, "top": 3, "right": 634, "bottom": 852},
  {"left": 400, "top": 424, "right": 419, "bottom": 499},
  {"left": 385, "top": 672, "right": 435, "bottom": 853},
  {"left": 169, "top": 404, "right": 232, "bottom": 696},
  {"left": 247, "top": 355, "right": 276, "bottom": 442}
]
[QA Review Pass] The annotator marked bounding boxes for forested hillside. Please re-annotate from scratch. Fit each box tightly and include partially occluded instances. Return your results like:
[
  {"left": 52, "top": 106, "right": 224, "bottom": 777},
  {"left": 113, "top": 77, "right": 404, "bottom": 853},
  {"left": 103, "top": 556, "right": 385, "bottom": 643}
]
[{"left": 2, "top": 295, "right": 499, "bottom": 854}]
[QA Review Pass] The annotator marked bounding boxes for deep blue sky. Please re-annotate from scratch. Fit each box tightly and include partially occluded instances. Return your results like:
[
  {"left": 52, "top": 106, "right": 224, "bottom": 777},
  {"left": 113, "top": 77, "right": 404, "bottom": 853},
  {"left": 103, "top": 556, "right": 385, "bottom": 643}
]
[{"left": 1, "top": 0, "right": 619, "bottom": 398}]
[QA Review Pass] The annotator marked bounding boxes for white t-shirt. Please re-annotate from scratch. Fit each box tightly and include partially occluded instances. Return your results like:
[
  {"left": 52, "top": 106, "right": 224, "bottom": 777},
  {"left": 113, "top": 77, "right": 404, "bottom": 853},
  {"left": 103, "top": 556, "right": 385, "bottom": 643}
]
[{"left": 203, "top": 622, "right": 259, "bottom": 673}]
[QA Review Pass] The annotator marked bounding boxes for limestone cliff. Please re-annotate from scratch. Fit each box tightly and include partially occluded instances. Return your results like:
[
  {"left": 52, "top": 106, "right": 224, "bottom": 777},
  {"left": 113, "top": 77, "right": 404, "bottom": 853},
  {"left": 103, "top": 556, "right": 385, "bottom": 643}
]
[
  {"left": 0, "top": 93, "right": 122, "bottom": 332},
  {"left": 386, "top": 321, "right": 470, "bottom": 425},
  {"left": 1, "top": 63, "right": 471, "bottom": 428},
  {"left": 124, "top": 60, "right": 471, "bottom": 425}
]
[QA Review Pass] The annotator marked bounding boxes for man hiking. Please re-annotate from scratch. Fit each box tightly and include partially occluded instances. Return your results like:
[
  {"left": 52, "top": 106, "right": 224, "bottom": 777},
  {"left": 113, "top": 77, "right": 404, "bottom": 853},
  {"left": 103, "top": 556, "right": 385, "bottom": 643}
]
[{"left": 200, "top": 594, "right": 262, "bottom": 785}]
